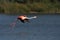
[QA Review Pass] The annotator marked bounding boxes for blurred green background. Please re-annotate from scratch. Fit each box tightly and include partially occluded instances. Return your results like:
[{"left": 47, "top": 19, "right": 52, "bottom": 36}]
[{"left": 0, "top": 0, "right": 60, "bottom": 14}]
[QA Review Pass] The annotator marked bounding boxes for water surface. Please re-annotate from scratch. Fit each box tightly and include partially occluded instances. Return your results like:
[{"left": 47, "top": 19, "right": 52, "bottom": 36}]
[{"left": 0, "top": 14, "right": 60, "bottom": 40}]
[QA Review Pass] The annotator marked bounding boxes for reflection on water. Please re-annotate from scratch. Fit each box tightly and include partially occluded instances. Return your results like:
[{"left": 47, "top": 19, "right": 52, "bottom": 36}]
[{"left": 0, "top": 14, "right": 60, "bottom": 40}]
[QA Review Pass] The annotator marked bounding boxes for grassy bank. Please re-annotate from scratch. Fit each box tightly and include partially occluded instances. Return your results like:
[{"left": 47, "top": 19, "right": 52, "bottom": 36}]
[{"left": 0, "top": 0, "right": 60, "bottom": 14}]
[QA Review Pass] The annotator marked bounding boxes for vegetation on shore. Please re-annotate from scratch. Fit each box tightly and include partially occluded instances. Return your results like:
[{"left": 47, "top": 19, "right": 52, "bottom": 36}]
[{"left": 0, "top": 0, "right": 60, "bottom": 14}]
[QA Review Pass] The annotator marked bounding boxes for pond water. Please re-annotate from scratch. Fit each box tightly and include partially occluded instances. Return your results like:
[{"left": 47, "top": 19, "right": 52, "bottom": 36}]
[{"left": 0, "top": 14, "right": 60, "bottom": 40}]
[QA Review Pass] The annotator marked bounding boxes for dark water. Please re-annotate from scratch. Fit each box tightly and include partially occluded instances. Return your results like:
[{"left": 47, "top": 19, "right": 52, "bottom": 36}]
[{"left": 0, "top": 14, "right": 60, "bottom": 40}]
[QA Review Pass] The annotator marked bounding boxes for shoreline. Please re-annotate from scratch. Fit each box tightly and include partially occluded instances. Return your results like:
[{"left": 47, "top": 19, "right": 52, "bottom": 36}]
[{"left": 1, "top": 12, "right": 60, "bottom": 15}]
